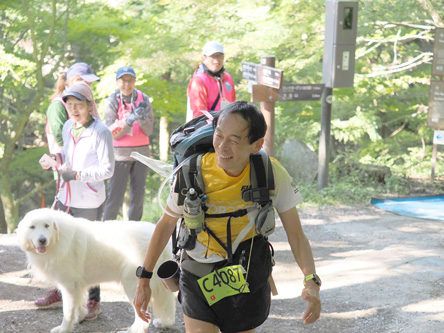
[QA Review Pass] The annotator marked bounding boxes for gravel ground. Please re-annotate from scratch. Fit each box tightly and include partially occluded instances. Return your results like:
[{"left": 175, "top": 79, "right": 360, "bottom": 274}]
[{"left": 1, "top": 205, "right": 443, "bottom": 332}]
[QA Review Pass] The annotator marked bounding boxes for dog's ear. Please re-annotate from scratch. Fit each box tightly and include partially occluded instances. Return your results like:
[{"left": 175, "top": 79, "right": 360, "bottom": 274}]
[
  {"left": 16, "top": 219, "right": 34, "bottom": 252},
  {"left": 46, "top": 210, "right": 59, "bottom": 246},
  {"left": 53, "top": 218, "right": 59, "bottom": 243}
]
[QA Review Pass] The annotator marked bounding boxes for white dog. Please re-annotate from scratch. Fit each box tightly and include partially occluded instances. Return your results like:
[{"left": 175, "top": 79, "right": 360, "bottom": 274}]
[{"left": 16, "top": 208, "right": 175, "bottom": 333}]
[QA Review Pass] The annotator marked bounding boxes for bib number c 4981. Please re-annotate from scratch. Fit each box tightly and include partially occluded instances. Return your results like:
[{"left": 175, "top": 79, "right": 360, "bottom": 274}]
[{"left": 197, "top": 265, "right": 250, "bottom": 306}]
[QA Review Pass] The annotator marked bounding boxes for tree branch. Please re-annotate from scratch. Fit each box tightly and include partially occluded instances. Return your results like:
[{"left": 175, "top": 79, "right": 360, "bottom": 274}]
[
  {"left": 374, "top": 21, "right": 435, "bottom": 30},
  {"left": 41, "top": 0, "right": 57, "bottom": 63},
  {"left": 393, "top": 29, "right": 401, "bottom": 65},
  {"left": 417, "top": 0, "right": 443, "bottom": 27},
  {"left": 17, "top": 180, "right": 56, "bottom": 205},
  {"left": 21, "top": 1, "right": 39, "bottom": 64},
  {"left": 361, "top": 31, "right": 433, "bottom": 45},
  {"left": 356, "top": 52, "right": 432, "bottom": 78}
]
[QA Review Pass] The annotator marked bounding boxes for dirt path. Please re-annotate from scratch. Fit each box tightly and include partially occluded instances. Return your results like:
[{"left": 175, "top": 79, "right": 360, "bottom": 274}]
[{"left": 1, "top": 206, "right": 443, "bottom": 332}]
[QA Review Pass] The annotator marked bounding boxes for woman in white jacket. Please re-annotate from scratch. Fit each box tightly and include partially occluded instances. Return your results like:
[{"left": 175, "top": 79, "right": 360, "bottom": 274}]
[
  {"left": 56, "top": 82, "right": 114, "bottom": 216},
  {"left": 37, "top": 82, "right": 114, "bottom": 319}
]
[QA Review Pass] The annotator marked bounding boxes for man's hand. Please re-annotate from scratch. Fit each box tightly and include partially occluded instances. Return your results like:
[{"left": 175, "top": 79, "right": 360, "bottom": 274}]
[
  {"left": 133, "top": 278, "right": 152, "bottom": 323},
  {"left": 59, "top": 168, "right": 77, "bottom": 182},
  {"left": 301, "top": 283, "right": 321, "bottom": 324}
]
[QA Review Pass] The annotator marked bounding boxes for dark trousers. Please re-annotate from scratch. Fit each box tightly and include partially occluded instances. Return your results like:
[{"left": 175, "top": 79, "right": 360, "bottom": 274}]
[
  {"left": 102, "top": 161, "right": 148, "bottom": 221},
  {"left": 56, "top": 201, "right": 103, "bottom": 301}
]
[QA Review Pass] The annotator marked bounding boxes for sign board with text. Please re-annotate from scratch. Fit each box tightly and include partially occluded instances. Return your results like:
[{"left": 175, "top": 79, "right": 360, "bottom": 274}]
[
  {"left": 257, "top": 65, "right": 283, "bottom": 89},
  {"left": 279, "top": 84, "right": 325, "bottom": 101},
  {"left": 432, "top": 28, "right": 444, "bottom": 77},
  {"left": 427, "top": 80, "right": 444, "bottom": 129},
  {"left": 433, "top": 130, "right": 444, "bottom": 145},
  {"left": 242, "top": 62, "right": 258, "bottom": 82},
  {"left": 242, "top": 62, "right": 283, "bottom": 89}
]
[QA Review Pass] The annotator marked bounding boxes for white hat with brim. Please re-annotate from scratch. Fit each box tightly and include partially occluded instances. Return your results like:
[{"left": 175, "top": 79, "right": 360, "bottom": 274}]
[{"left": 203, "top": 41, "right": 224, "bottom": 56}]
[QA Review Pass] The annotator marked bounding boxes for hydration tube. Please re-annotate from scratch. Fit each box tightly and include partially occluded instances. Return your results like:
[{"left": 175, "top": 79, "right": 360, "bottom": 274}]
[{"left": 157, "top": 153, "right": 199, "bottom": 218}]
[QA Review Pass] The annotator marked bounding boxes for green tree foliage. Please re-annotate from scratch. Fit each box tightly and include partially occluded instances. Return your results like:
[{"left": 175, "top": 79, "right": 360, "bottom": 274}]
[
  {"left": 274, "top": 0, "right": 443, "bottom": 182},
  {"left": 0, "top": 0, "right": 128, "bottom": 231},
  {"left": 1, "top": 0, "right": 444, "bottom": 231},
  {"left": 0, "top": 0, "right": 67, "bottom": 232}
]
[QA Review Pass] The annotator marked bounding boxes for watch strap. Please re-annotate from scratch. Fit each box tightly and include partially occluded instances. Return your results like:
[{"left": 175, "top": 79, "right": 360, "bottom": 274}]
[
  {"left": 137, "top": 266, "right": 153, "bottom": 279},
  {"left": 303, "top": 273, "right": 321, "bottom": 286}
]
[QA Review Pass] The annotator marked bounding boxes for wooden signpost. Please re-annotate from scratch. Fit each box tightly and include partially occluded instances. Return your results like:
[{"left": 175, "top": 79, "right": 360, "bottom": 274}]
[
  {"left": 242, "top": 58, "right": 323, "bottom": 157},
  {"left": 428, "top": 28, "right": 444, "bottom": 179}
]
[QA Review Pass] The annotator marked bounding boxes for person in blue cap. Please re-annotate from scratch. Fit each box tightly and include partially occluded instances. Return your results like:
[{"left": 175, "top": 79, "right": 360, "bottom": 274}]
[{"left": 102, "top": 66, "right": 154, "bottom": 221}]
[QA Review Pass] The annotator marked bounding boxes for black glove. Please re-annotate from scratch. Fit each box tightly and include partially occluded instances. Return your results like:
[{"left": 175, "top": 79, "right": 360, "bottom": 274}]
[
  {"left": 59, "top": 168, "right": 77, "bottom": 182},
  {"left": 134, "top": 101, "right": 150, "bottom": 120},
  {"left": 125, "top": 111, "right": 137, "bottom": 126}
]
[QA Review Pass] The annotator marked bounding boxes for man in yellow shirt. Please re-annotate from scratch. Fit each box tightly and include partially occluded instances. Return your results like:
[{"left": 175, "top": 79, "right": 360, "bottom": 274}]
[{"left": 133, "top": 101, "right": 321, "bottom": 332}]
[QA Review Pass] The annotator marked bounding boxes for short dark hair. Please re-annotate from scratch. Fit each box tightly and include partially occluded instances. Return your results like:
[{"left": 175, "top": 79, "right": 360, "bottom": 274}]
[{"left": 213, "top": 101, "right": 267, "bottom": 144}]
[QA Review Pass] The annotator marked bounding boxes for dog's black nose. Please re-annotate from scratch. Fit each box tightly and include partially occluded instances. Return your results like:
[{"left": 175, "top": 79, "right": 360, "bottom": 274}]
[{"left": 38, "top": 237, "right": 47, "bottom": 247}]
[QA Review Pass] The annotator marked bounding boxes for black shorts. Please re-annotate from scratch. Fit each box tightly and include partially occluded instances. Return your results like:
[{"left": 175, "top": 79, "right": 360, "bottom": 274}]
[{"left": 179, "top": 236, "right": 272, "bottom": 333}]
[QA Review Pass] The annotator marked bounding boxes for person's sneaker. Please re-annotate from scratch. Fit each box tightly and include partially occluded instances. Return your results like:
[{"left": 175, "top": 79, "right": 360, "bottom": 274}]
[
  {"left": 34, "top": 289, "right": 62, "bottom": 309},
  {"left": 84, "top": 299, "right": 101, "bottom": 320}
]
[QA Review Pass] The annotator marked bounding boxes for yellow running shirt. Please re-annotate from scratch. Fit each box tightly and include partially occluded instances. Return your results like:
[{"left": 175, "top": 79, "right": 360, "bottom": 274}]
[
  {"left": 168, "top": 152, "right": 303, "bottom": 262},
  {"left": 198, "top": 152, "right": 255, "bottom": 257}
]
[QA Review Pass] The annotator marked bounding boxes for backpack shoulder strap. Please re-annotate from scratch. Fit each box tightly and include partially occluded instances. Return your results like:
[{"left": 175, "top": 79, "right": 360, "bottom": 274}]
[
  {"left": 176, "top": 154, "right": 205, "bottom": 206},
  {"left": 243, "top": 149, "right": 275, "bottom": 204}
]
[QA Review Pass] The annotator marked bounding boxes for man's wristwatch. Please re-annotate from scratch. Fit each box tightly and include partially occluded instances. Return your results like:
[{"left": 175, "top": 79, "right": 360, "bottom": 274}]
[
  {"left": 303, "top": 273, "right": 322, "bottom": 287},
  {"left": 136, "top": 266, "right": 153, "bottom": 279}
]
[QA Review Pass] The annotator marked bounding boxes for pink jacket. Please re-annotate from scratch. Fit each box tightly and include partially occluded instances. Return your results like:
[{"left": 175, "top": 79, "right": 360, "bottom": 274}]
[{"left": 187, "top": 70, "right": 236, "bottom": 119}]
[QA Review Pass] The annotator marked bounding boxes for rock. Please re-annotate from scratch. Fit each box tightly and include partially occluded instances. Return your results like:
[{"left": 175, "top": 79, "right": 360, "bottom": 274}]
[
  {"left": 358, "top": 164, "right": 392, "bottom": 183},
  {"left": 279, "top": 139, "right": 318, "bottom": 184}
]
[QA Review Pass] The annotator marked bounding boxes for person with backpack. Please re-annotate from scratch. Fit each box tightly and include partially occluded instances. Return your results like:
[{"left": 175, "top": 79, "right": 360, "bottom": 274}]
[
  {"left": 102, "top": 66, "right": 154, "bottom": 221},
  {"left": 186, "top": 41, "right": 236, "bottom": 121},
  {"left": 133, "top": 101, "right": 321, "bottom": 332}
]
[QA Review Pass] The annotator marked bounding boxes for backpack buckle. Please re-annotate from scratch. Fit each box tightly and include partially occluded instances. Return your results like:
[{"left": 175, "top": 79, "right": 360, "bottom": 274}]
[{"left": 241, "top": 186, "right": 269, "bottom": 203}]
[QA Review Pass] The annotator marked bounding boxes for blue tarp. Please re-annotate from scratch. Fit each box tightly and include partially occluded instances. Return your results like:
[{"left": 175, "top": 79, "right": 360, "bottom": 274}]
[{"left": 371, "top": 195, "right": 444, "bottom": 222}]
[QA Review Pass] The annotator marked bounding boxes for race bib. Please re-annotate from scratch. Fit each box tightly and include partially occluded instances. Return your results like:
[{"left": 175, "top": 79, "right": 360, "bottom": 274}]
[{"left": 197, "top": 265, "right": 250, "bottom": 306}]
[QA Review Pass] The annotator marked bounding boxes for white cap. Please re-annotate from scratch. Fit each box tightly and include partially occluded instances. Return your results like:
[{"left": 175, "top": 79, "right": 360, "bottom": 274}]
[{"left": 203, "top": 41, "right": 224, "bottom": 56}]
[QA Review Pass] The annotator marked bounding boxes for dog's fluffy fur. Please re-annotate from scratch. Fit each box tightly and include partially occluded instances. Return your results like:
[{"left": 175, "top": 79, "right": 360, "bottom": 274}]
[{"left": 16, "top": 208, "right": 175, "bottom": 333}]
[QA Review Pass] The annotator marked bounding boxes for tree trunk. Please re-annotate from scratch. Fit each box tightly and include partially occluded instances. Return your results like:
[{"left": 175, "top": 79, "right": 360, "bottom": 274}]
[
  {"left": 159, "top": 115, "right": 169, "bottom": 162},
  {"left": 0, "top": 199, "right": 7, "bottom": 234},
  {"left": 0, "top": 190, "right": 18, "bottom": 234},
  {"left": 0, "top": 142, "right": 19, "bottom": 233}
]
